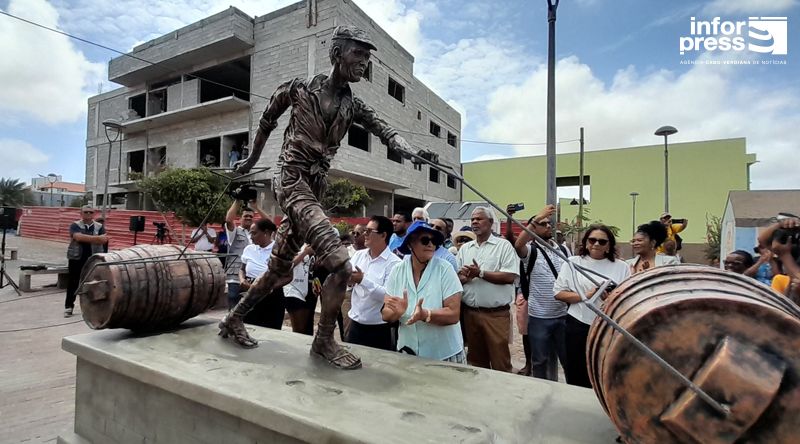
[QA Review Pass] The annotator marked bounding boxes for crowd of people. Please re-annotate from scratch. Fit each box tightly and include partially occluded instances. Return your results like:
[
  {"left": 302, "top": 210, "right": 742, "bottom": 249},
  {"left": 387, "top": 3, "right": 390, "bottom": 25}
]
[{"left": 63, "top": 199, "right": 800, "bottom": 387}]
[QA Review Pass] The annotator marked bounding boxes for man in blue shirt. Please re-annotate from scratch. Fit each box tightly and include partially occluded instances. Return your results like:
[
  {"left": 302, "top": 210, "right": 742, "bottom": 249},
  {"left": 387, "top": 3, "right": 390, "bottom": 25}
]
[
  {"left": 430, "top": 218, "right": 458, "bottom": 271},
  {"left": 389, "top": 211, "right": 411, "bottom": 254}
]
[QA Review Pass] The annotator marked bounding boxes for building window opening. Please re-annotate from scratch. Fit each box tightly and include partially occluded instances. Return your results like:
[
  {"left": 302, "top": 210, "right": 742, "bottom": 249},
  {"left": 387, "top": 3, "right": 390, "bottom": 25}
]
[
  {"left": 222, "top": 132, "right": 250, "bottom": 168},
  {"left": 429, "top": 167, "right": 440, "bottom": 183},
  {"left": 363, "top": 62, "right": 372, "bottom": 82},
  {"left": 556, "top": 175, "right": 592, "bottom": 205},
  {"left": 417, "top": 110, "right": 422, "bottom": 120},
  {"left": 447, "top": 174, "right": 456, "bottom": 189},
  {"left": 127, "top": 150, "right": 145, "bottom": 181},
  {"left": 194, "top": 56, "right": 251, "bottom": 103},
  {"left": 387, "top": 147, "right": 403, "bottom": 163},
  {"left": 151, "top": 77, "right": 180, "bottom": 90},
  {"left": 388, "top": 77, "right": 405, "bottom": 103},
  {"left": 430, "top": 121, "right": 441, "bottom": 138},
  {"left": 147, "top": 146, "right": 167, "bottom": 177},
  {"left": 348, "top": 124, "right": 370, "bottom": 151},
  {"left": 128, "top": 94, "right": 146, "bottom": 118},
  {"left": 147, "top": 89, "right": 167, "bottom": 116},
  {"left": 447, "top": 132, "right": 457, "bottom": 147},
  {"left": 199, "top": 138, "right": 221, "bottom": 168}
]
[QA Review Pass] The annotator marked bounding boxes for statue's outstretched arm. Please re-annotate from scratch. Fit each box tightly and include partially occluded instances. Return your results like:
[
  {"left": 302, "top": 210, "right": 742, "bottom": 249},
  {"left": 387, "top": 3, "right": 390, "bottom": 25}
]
[{"left": 235, "top": 80, "right": 295, "bottom": 173}]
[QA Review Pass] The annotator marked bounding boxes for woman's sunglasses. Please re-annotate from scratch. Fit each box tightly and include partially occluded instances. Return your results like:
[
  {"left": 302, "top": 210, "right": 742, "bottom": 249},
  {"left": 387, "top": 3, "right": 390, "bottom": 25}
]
[
  {"left": 587, "top": 237, "right": 609, "bottom": 246},
  {"left": 417, "top": 236, "right": 440, "bottom": 247}
]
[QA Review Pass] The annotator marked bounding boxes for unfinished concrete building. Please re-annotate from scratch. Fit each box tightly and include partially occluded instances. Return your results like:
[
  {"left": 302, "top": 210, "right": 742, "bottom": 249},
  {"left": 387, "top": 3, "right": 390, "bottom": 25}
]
[{"left": 85, "top": 0, "right": 462, "bottom": 216}]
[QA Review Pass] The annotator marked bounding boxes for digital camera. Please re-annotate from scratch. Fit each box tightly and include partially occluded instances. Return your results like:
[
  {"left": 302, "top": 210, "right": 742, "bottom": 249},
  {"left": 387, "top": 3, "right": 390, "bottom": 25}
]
[{"left": 227, "top": 184, "right": 259, "bottom": 202}]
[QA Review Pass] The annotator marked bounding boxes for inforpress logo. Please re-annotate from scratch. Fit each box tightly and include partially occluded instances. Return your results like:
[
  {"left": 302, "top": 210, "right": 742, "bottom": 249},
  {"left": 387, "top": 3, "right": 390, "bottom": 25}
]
[
  {"left": 748, "top": 17, "right": 788, "bottom": 55},
  {"left": 679, "top": 17, "right": 788, "bottom": 56}
]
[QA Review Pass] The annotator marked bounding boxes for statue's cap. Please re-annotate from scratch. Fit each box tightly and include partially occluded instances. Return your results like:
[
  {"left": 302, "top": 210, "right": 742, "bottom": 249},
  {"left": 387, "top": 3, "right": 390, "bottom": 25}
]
[{"left": 331, "top": 26, "right": 377, "bottom": 51}]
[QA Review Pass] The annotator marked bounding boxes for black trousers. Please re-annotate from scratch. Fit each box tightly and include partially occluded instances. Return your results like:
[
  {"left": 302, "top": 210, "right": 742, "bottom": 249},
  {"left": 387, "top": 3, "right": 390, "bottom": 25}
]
[
  {"left": 346, "top": 319, "right": 393, "bottom": 351},
  {"left": 65, "top": 258, "right": 88, "bottom": 309},
  {"left": 564, "top": 314, "right": 592, "bottom": 388},
  {"left": 243, "top": 287, "right": 286, "bottom": 330}
]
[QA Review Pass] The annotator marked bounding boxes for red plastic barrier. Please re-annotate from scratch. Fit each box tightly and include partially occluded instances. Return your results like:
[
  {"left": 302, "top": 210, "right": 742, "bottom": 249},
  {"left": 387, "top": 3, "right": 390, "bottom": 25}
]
[{"left": 18, "top": 207, "right": 372, "bottom": 250}]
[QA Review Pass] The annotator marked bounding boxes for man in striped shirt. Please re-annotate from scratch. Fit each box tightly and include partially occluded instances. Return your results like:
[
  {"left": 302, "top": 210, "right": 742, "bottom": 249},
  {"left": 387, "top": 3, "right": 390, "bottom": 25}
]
[{"left": 513, "top": 205, "right": 568, "bottom": 381}]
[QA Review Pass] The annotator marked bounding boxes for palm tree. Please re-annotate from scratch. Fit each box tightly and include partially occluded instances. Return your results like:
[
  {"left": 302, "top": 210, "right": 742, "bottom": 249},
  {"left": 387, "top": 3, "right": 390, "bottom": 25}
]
[{"left": 0, "top": 178, "right": 28, "bottom": 207}]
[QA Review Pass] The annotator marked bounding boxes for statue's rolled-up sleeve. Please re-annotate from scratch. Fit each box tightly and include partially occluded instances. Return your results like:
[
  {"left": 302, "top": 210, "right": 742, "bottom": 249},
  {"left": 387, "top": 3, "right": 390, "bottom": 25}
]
[{"left": 353, "top": 97, "right": 399, "bottom": 146}]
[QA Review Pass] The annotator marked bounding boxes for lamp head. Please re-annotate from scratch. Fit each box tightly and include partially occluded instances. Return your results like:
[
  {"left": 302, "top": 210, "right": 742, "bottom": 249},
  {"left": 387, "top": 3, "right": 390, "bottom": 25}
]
[
  {"left": 102, "top": 119, "right": 123, "bottom": 130},
  {"left": 654, "top": 125, "right": 678, "bottom": 137}
]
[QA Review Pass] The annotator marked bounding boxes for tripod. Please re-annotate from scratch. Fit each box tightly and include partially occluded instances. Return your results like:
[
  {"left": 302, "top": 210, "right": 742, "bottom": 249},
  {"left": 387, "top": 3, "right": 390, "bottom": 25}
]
[
  {"left": 151, "top": 228, "right": 173, "bottom": 245},
  {"left": 0, "top": 228, "right": 21, "bottom": 295}
]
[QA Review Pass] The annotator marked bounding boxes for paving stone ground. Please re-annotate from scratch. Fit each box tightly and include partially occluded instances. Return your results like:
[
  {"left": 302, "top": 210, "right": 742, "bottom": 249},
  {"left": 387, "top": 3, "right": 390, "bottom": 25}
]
[{"left": 0, "top": 233, "right": 537, "bottom": 443}]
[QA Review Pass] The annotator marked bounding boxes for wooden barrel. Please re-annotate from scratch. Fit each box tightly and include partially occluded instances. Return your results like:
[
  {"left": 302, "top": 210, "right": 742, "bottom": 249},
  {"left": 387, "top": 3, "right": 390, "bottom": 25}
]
[
  {"left": 587, "top": 264, "right": 800, "bottom": 443},
  {"left": 78, "top": 244, "right": 225, "bottom": 331}
]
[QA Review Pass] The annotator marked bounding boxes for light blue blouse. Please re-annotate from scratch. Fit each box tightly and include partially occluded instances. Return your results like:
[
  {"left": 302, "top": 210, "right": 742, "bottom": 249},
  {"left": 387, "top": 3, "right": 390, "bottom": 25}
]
[{"left": 385, "top": 257, "right": 464, "bottom": 360}]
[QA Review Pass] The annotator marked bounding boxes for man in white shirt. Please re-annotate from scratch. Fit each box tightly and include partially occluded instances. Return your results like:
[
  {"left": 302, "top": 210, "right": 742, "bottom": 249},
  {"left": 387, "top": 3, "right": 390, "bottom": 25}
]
[
  {"left": 457, "top": 207, "right": 519, "bottom": 372},
  {"left": 191, "top": 223, "right": 216, "bottom": 252},
  {"left": 347, "top": 215, "right": 401, "bottom": 351}
]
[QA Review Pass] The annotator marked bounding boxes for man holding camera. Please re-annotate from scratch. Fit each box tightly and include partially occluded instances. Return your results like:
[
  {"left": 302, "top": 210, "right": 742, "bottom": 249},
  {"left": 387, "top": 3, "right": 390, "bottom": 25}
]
[{"left": 224, "top": 199, "right": 269, "bottom": 309}]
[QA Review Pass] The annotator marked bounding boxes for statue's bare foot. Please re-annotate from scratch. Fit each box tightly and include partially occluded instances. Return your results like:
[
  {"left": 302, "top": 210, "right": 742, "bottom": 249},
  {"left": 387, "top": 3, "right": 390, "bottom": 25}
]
[
  {"left": 311, "top": 336, "right": 362, "bottom": 370},
  {"left": 218, "top": 316, "right": 258, "bottom": 348}
]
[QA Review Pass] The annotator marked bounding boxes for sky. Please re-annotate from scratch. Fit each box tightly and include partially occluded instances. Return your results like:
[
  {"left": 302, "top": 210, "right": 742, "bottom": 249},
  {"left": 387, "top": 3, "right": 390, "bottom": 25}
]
[{"left": 1, "top": 0, "right": 798, "bottom": 190}]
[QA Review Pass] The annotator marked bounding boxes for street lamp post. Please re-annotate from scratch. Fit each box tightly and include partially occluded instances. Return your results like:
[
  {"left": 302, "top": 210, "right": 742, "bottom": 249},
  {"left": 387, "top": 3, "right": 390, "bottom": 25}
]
[
  {"left": 102, "top": 119, "right": 123, "bottom": 219},
  {"left": 630, "top": 192, "right": 639, "bottom": 234},
  {"left": 654, "top": 125, "right": 677, "bottom": 213},
  {"left": 545, "top": 0, "right": 560, "bottom": 227},
  {"left": 38, "top": 173, "right": 58, "bottom": 206},
  {"left": 47, "top": 174, "right": 57, "bottom": 206},
  {"left": 630, "top": 191, "right": 639, "bottom": 256}
]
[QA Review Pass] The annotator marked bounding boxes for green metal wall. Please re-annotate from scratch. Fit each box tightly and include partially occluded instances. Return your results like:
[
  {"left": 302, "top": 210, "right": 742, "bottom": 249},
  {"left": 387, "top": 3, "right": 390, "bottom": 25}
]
[{"left": 462, "top": 138, "right": 754, "bottom": 243}]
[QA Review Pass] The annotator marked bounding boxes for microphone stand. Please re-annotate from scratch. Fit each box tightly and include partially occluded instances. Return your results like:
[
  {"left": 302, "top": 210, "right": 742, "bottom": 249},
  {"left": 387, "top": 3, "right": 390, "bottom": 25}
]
[{"left": 0, "top": 227, "right": 21, "bottom": 295}]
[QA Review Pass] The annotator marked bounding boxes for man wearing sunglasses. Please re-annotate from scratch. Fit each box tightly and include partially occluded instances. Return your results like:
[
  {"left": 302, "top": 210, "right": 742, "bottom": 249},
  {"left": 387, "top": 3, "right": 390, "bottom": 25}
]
[
  {"left": 512, "top": 205, "right": 567, "bottom": 381},
  {"left": 64, "top": 206, "right": 108, "bottom": 317},
  {"left": 347, "top": 216, "right": 400, "bottom": 350},
  {"left": 456, "top": 207, "right": 519, "bottom": 372}
]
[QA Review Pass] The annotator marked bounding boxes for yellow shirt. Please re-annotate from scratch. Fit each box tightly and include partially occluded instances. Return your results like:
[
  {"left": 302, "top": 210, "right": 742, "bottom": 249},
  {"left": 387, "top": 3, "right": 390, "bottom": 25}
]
[
  {"left": 656, "top": 223, "right": 685, "bottom": 254},
  {"left": 772, "top": 274, "right": 790, "bottom": 295}
]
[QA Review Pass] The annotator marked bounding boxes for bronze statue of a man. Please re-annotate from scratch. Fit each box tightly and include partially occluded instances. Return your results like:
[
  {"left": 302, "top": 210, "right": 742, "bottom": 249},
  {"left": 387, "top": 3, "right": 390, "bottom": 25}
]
[{"left": 218, "top": 26, "right": 415, "bottom": 369}]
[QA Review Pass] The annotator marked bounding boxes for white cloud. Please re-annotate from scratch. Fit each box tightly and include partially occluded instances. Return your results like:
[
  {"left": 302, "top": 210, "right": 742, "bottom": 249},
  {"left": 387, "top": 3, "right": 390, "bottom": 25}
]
[
  {"left": 702, "top": 0, "right": 798, "bottom": 15},
  {"left": 353, "top": 0, "right": 428, "bottom": 57},
  {"left": 416, "top": 38, "right": 536, "bottom": 115},
  {"left": 477, "top": 54, "right": 800, "bottom": 189},
  {"left": 467, "top": 153, "right": 510, "bottom": 162},
  {"left": 51, "top": 0, "right": 297, "bottom": 51},
  {"left": 0, "top": 139, "right": 50, "bottom": 183},
  {"left": 0, "top": 0, "right": 105, "bottom": 125}
]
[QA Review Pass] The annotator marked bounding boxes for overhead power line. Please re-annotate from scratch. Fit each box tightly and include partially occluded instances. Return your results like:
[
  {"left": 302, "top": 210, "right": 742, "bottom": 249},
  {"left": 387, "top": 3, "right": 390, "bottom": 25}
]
[{"left": 1, "top": 10, "right": 580, "bottom": 148}]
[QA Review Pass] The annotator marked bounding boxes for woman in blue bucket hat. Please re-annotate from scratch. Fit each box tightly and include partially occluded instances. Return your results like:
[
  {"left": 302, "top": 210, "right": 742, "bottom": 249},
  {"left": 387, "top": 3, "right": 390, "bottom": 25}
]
[{"left": 381, "top": 221, "right": 466, "bottom": 362}]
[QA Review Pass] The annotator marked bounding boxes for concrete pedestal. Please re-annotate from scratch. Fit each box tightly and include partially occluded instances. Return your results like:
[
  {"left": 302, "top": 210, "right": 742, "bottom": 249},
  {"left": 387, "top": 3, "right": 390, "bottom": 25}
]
[{"left": 59, "top": 319, "right": 617, "bottom": 443}]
